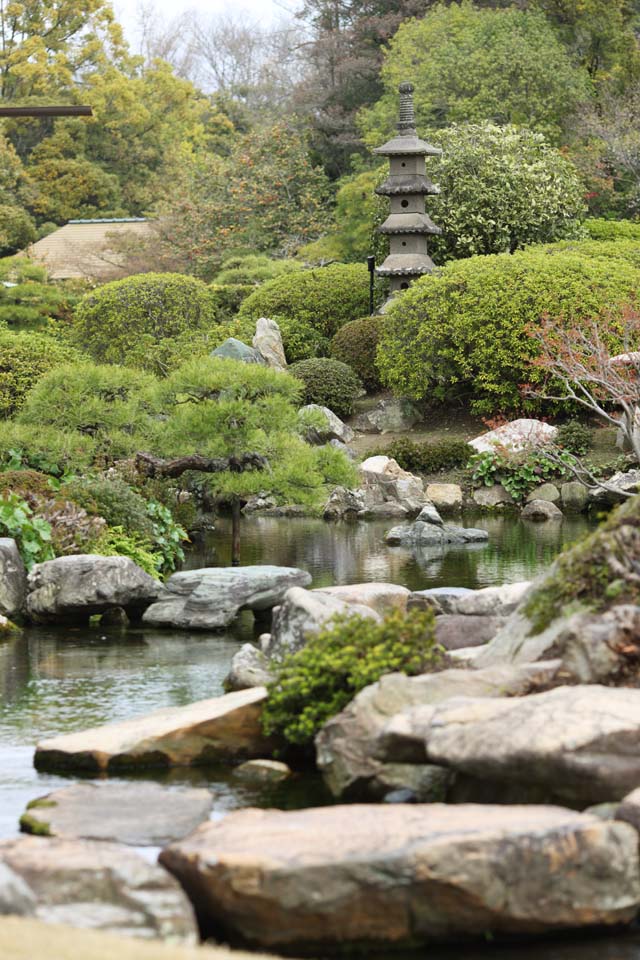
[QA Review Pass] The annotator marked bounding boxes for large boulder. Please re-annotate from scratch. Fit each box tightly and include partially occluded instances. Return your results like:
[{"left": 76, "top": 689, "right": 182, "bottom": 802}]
[
  {"left": 521, "top": 499, "right": 563, "bottom": 521},
  {"left": 359, "top": 455, "right": 425, "bottom": 509},
  {"left": 472, "top": 484, "right": 515, "bottom": 508},
  {"left": 34, "top": 687, "right": 273, "bottom": 773},
  {"left": 322, "top": 486, "right": 366, "bottom": 520},
  {"left": 0, "top": 836, "right": 197, "bottom": 942},
  {"left": 424, "top": 483, "right": 463, "bottom": 513},
  {"left": 300, "top": 404, "right": 354, "bottom": 444},
  {"left": 314, "top": 582, "right": 410, "bottom": 616},
  {"left": 252, "top": 317, "right": 286, "bottom": 371},
  {"left": 25, "top": 555, "right": 160, "bottom": 625},
  {"left": 424, "top": 685, "right": 640, "bottom": 806},
  {"left": 435, "top": 614, "right": 506, "bottom": 650},
  {"left": 352, "top": 398, "right": 420, "bottom": 434},
  {"left": 142, "top": 565, "right": 311, "bottom": 630},
  {"left": 385, "top": 520, "right": 488, "bottom": 547},
  {"left": 159, "top": 803, "right": 640, "bottom": 951},
  {"left": 469, "top": 418, "right": 558, "bottom": 453},
  {"left": 20, "top": 782, "right": 213, "bottom": 846},
  {"left": 526, "top": 483, "right": 561, "bottom": 503},
  {"left": 225, "top": 643, "right": 273, "bottom": 691},
  {"left": 590, "top": 468, "right": 640, "bottom": 505},
  {"left": 315, "top": 662, "right": 561, "bottom": 799},
  {"left": 561, "top": 480, "right": 589, "bottom": 512},
  {"left": 0, "top": 539, "right": 26, "bottom": 620},
  {"left": 211, "top": 338, "right": 265, "bottom": 365}
]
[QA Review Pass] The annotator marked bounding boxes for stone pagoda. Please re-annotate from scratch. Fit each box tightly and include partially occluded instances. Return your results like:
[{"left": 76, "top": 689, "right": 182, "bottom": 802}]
[{"left": 374, "top": 82, "right": 441, "bottom": 295}]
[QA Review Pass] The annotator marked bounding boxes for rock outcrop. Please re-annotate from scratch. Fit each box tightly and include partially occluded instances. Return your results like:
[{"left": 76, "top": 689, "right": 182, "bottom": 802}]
[
  {"left": 0, "top": 836, "right": 197, "bottom": 942},
  {"left": 385, "top": 520, "right": 488, "bottom": 547},
  {"left": 159, "top": 804, "right": 640, "bottom": 951},
  {"left": 469, "top": 418, "right": 558, "bottom": 453},
  {"left": 142, "top": 565, "right": 311, "bottom": 630},
  {"left": 0, "top": 539, "right": 26, "bottom": 620},
  {"left": 300, "top": 404, "right": 354, "bottom": 444},
  {"left": 34, "top": 687, "right": 273, "bottom": 773},
  {"left": 26, "top": 555, "right": 160, "bottom": 625},
  {"left": 252, "top": 317, "right": 286, "bottom": 371}
]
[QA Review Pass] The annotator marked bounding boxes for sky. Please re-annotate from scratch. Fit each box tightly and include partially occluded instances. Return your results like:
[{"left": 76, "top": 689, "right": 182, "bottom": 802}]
[{"left": 115, "top": 0, "right": 293, "bottom": 46}]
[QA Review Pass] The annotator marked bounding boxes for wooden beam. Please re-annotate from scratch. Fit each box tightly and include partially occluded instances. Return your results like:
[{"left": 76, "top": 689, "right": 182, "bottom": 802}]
[{"left": 0, "top": 105, "right": 92, "bottom": 118}]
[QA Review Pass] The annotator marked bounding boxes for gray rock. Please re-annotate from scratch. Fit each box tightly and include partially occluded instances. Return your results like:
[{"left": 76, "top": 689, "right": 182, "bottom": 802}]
[
  {"left": 616, "top": 787, "right": 640, "bottom": 834},
  {"left": 410, "top": 586, "right": 473, "bottom": 614},
  {"left": 385, "top": 520, "right": 489, "bottom": 547},
  {"left": 211, "top": 337, "right": 265, "bottom": 365},
  {"left": 315, "top": 582, "right": 410, "bottom": 615},
  {"left": 561, "top": 480, "right": 589, "bottom": 511},
  {"left": 526, "top": 483, "right": 561, "bottom": 503},
  {"left": 469, "top": 418, "right": 558, "bottom": 453},
  {"left": 0, "top": 539, "right": 26, "bottom": 620},
  {"left": 143, "top": 565, "right": 311, "bottom": 630},
  {"left": 359, "top": 456, "right": 425, "bottom": 508},
  {"left": 590, "top": 468, "right": 640, "bottom": 505},
  {"left": 253, "top": 317, "right": 286, "bottom": 371},
  {"left": 266, "top": 586, "right": 380, "bottom": 661},
  {"left": 0, "top": 862, "right": 35, "bottom": 916},
  {"left": 424, "top": 483, "right": 463, "bottom": 513},
  {"left": 360, "top": 501, "right": 409, "bottom": 519},
  {"left": 159, "top": 803, "right": 640, "bottom": 950},
  {"left": 447, "top": 581, "right": 532, "bottom": 617},
  {"left": 35, "top": 687, "right": 274, "bottom": 773},
  {"left": 435, "top": 614, "right": 506, "bottom": 650},
  {"left": 300, "top": 404, "right": 354, "bottom": 444},
  {"left": 241, "top": 493, "right": 277, "bottom": 514},
  {"left": 26, "top": 555, "right": 160, "bottom": 625},
  {"left": 0, "top": 836, "right": 197, "bottom": 942},
  {"left": 315, "top": 661, "right": 561, "bottom": 799},
  {"left": 20, "top": 782, "right": 213, "bottom": 846},
  {"left": 415, "top": 502, "right": 443, "bottom": 526},
  {"left": 472, "top": 484, "right": 515, "bottom": 508},
  {"left": 352, "top": 398, "right": 420, "bottom": 434},
  {"left": 226, "top": 642, "right": 273, "bottom": 691},
  {"left": 521, "top": 499, "right": 563, "bottom": 521},
  {"left": 424, "top": 685, "right": 640, "bottom": 806},
  {"left": 322, "top": 486, "right": 366, "bottom": 520},
  {"left": 234, "top": 759, "right": 291, "bottom": 783}
]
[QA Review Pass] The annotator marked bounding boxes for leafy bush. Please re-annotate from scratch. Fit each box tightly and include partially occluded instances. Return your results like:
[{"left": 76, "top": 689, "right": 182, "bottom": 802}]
[
  {"left": 19, "top": 363, "right": 156, "bottom": 460},
  {"left": 584, "top": 219, "right": 640, "bottom": 242},
  {"left": 276, "top": 315, "right": 331, "bottom": 363},
  {"left": 0, "top": 204, "right": 36, "bottom": 256},
  {"left": 261, "top": 608, "right": 443, "bottom": 747},
  {"left": 0, "top": 469, "right": 55, "bottom": 504},
  {"left": 214, "top": 255, "right": 303, "bottom": 285},
  {"left": 238, "top": 264, "right": 372, "bottom": 340},
  {"left": 377, "top": 245, "right": 640, "bottom": 414},
  {"left": 209, "top": 284, "right": 255, "bottom": 322},
  {"left": 73, "top": 273, "right": 218, "bottom": 369},
  {"left": 61, "top": 475, "right": 155, "bottom": 541},
  {"left": 145, "top": 498, "right": 188, "bottom": 574},
  {"left": 557, "top": 420, "right": 594, "bottom": 456},
  {"left": 330, "top": 317, "right": 381, "bottom": 392},
  {"left": 470, "top": 447, "right": 575, "bottom": 501},
  {"left": 91, "top": 526, "right": 161, "bottom": 579},
  {"left": 375, "top": 437, "right": 471, "bottom": 475},
  {"left": 0, "top": 493, "right": 54, "bottom": 569},
  {"left": 0, "top": 330, "right": 85, "bottom": 417},
  {"left": 289, "top": 358, "right": 362, "bottom": 419},
  {"left": 0, "top": 423, "right": 96, "bottom": 475}
]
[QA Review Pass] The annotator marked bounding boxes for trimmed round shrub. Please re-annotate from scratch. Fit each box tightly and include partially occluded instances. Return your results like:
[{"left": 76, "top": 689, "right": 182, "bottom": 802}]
[
  {"left": 238, "top": 264, "right": 371, "bottom": 340},
  {"left": 214, "top": 255, "right": 303, "bottom": 285},
  {"left": 330, "top": 317, "right": 381, "bottom": 392},
  {"left": 276, "top": 315, "right": 331, "bottom": 363},
  {"left": 73, "top": 273, "right": 218, "bottom": 369},
  {"left": 377, "top": 245, "right": 640, "bottom": 415},
  {"left": 209, "top": 283, "right": 255, "bottom": 322},
  {"left": 0, "top": 330, "right": 85, "bottom": 417},
  {"left": 289, "top": 358, "right": 362, "bottom": 419}
]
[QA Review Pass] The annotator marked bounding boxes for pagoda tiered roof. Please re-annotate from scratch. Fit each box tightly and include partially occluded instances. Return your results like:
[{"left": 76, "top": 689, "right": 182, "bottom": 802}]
[
  {"left": 378, "top": 212, "right": 442, "bottom": 235},
  {"left": 373, "top": 134, "right": 441, "bottom": 157},
  {"left": 375, "top": 253, "right": 436, "bottom": 277},
  {"left": 375, "top": 174, "right": 440, "bottom": 196}
]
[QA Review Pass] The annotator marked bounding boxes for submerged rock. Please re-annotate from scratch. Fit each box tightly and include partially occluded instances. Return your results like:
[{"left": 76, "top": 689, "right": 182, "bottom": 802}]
[
  {"left": 26, "top": 555, "right": 160, "bottom": 625},
  {"left": 19, "top": 782, "right": 213, "bottom": 846},
  {"left": 34, "top": 687, "right": 273, "bottom": 773},
  {"left": 159, "top": 803, "right": 640, "bottom": 951},
  {"left": 0, "top": 836, "right": 197, "bottom": 942},
  {"left": 142, "top": 565, "right": 311, "bottom": 630},
  {"left": 233, "top": 759, "right": 291, "bottom": 783},
  {"left": 385, "top": 520, "right": 488, "bottom": 547}
]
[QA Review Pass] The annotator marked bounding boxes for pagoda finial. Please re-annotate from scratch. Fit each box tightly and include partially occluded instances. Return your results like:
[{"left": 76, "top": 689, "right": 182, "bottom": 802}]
[{"left": 397, "top": 82, "right": 416, "bottom": 133}]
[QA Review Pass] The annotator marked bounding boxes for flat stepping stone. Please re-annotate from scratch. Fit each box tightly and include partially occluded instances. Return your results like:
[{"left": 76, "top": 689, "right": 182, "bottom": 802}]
[
  {"left": 34, "top": 687, "right": 273, "bottom": 773},
  {"left": 159, "top": 803, "right": 640, "bottom": 951},
  {"left": 20, "top": 782, "right": 213, "bottom": 846}
]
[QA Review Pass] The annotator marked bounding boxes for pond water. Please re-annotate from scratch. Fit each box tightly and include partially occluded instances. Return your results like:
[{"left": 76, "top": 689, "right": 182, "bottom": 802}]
[{"left": 5, "top": 513, "right": 637, "bottom": 960}]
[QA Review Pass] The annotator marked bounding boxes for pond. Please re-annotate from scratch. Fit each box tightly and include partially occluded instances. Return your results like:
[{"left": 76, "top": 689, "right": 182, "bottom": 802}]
[{"left": 4, "top": 512, "right": 633, "bottom": 960}]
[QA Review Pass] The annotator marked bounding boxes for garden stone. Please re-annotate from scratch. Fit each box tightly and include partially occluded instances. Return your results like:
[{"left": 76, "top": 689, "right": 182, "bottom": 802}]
[
  {"left": 360, "top": 501, "right": 409, "bottom": 519},
  {"left": 300, "top": 404, "right": 354, "bottom": 444},
  {"left": 424, "top": 483, "right": 463, "bottom": 513},
  {"left": 561, "top": 480, "right": 589, "bottom": 511},
  {"left": 34, "top": 687, "right": 273, "bottom": 773},
  {"left": 590, "top": 469, "right": 640, "bottom": 505},
  {"left": 526, "top": 483, "right": 561, "bottom": 503},
  {"left": 416, "top": 502, "right": 443, "bottom": 526},
  {"left": 521, "top": 499, "right": 563, "bottom": 521},
  {"left": 0, "top": 862, "right": 35, "bottom": 916},
  {"left": 424, "top": 685, "right": 640, "bottom": 806},
  {"left": 359, "top": 456, "right": 425, "bottom": 507},
  {"left": 265, "top": 586, "right": 380, "bottom": 661},
  {"left": 26, "top": 555, "right": 160, "bottom": 625},
  {"left": 322, "top": 486, "right": 365, "bottom": 520},
  {"left": 211, "top": 338, "right": 265, "bottom": 365},
  {"left": 241, "top": 493, "right": 277, "bottom": 514},
  {"left": 447, "top": 581, "right": 531, "bottom": 617},
  {"left": 409, "top": 586, "right": 473, "bottom": 613},
  {"left": 252, "top": 317, "right": 286, "bottom": 371},
  {"left": 352, "top": 398, "right": 420, "bottom": 434},
  {"left": 233, "top": 759, "right": 291, "bottom": 783},
  {"left": 435, "top": 614, "right": 506, "bottom": 650},
  {"left": 615, "top": 787, "right": 640, "bottom": 835},
  {"left": 385, "top": 520, "right": 488, "bottom": 547},
  {"left": 0, "top": 539, "right": 26, "bottom": 620},
  {"left": 225, "top": 643, "right": 273, "bottom": 691},
  {"left": 472, "top": 484, "right": 515, "bottom": 507},
  {"left": 0, "top": 836, "right": 197, "bottom": 942},
  {"left": 19, "top": 783, "right": 213, "bottom": 846},
  {"left": 315, "top": 661, "right": 561, "bottom": 799},
  {"left": 469, "top": 418, "right": 558, "bottom": 453},
  {"left": 316, "top": 582, "right": 410, "bottom": 615},
  {"left": 142, "top": 565, "right": 311, "bottom": 630},
  {"left": 159, "top": 803, "right": 640, "bottom": 950}
]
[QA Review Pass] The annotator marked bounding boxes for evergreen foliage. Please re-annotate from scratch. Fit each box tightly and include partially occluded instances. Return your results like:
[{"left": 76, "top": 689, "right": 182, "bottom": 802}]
[
  {"left": 330, "top": 317, "right": 382, "bottom": 392},
  {"left": 0, "top": 330, "right": 85, "bottom": 417},
  {"left": 289, "top": 358, "right": 362, "bottom": 419}
]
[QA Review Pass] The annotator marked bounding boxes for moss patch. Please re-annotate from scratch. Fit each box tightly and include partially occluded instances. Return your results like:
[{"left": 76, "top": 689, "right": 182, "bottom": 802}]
[{"left": 19, "top": 813, "right": 51, "bottom": 836}]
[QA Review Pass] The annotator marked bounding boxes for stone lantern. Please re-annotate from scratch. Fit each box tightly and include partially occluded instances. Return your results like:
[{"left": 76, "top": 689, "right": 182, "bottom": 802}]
[{"left": 374, "top": 82, "right": 442, "bottom": 295}]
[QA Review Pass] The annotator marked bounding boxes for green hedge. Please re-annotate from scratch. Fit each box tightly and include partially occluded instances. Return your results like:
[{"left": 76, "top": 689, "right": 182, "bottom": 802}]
[
  {"left": 330, "top": 317, "right": 381, "bottom": 392},
  {"left": 377, "top": 245, "right": 640, "bottom": 414},
  {"left": 0, "top": 330, "right": 85, "bottom": 417},
  {"left": 584, "top": 219, "right": 640, "bottom": 242},
  {"left": 73, "top": 273, "right": 218, "bottom": 369},
  {"left": 289, "top": 358, "right": 362, "bottom": 419},
  {"left": 238, "top": 264, "right": 371, "bottom": 340}
]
